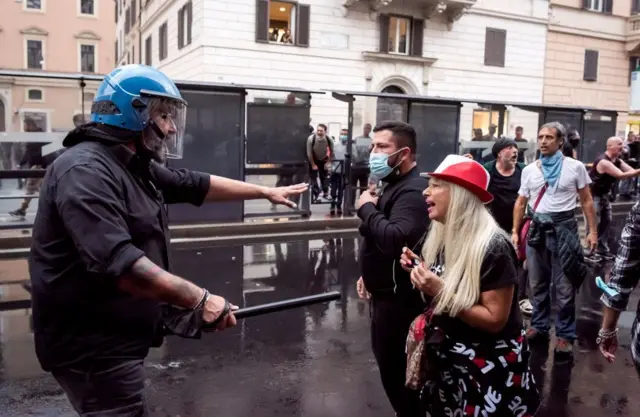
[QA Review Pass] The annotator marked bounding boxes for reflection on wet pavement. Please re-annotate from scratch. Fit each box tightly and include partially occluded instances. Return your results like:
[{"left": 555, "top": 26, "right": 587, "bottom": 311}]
[{"left": 0, "top": 229, "right": 638, "bottom": 416}]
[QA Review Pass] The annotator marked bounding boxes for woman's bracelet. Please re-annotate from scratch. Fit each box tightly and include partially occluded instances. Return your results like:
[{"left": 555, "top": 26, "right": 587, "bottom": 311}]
[{"left": 596, "top": 327, "right": 618, "bottom": 344}]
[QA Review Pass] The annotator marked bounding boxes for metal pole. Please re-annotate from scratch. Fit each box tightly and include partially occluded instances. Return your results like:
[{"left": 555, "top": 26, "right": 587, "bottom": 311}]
[
  {"left": 345, "top": 95, "right": 355, "bottom": 215},
  {"left": 80, "top": 78, "right": 87, "bottom": 120}
]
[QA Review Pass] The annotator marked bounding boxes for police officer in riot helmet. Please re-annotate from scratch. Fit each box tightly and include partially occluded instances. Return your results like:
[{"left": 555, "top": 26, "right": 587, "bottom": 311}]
[{"left": 28, "top": 65, "right": 307, "bottom": 415}]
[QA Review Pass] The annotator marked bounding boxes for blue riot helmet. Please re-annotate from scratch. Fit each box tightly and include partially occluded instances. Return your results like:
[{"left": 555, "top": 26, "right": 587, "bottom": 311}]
[{"left": 90, "top": 64, "right": 187, "bottom": 162}]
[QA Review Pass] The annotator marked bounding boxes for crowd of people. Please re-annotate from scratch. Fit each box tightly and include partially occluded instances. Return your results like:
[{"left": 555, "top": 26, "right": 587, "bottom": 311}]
[
  {"left": 21, "top": 63, "right": 640, "bottom": 416},
  {"left": 355, "top": 120, "right": 640, "bottom": 416}
]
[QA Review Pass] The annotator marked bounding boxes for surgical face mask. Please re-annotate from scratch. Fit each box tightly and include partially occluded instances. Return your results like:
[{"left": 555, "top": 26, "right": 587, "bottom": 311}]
[
  {"left": 340, "top": 135, "right": 348, "bottom": 144},
  {"left": 369, "top": 148, "right": 407, "bottom": 181}
]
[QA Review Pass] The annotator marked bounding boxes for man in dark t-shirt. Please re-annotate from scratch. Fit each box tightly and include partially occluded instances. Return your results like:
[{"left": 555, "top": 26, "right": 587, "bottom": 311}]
[
  {"left": 481, "top": 138, "right": 529, "bottom": 314},
  {"left": 482, "top": 139, "right": 525, "bottom": 234}
]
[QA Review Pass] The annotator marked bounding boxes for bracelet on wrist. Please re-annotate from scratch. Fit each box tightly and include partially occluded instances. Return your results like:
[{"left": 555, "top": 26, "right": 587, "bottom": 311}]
[
  {"left": 596, "top": 327, "right": 618, "bottom": 344},
  {"left": 192, "top": 288, "right": 209, "bottom": 310}
]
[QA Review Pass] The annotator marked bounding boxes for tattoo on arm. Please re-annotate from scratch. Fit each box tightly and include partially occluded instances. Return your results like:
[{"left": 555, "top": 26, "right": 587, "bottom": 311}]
[{"left": 118, "top": 256, "right": 204, "bottom": 309}]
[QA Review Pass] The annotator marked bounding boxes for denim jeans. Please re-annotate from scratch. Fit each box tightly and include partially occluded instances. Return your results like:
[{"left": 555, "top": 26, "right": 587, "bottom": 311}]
[
  {"left": 527, "top": 233, "right": 577, "bottom": 341},
  {"left": 586, "top": 195, "right": 612, "bottom": 254}
]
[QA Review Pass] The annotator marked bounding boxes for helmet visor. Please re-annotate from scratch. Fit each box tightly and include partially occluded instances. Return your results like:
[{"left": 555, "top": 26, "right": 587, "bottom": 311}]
[{"left": 139, "top": 95, "right": 187, "bottom": 161}]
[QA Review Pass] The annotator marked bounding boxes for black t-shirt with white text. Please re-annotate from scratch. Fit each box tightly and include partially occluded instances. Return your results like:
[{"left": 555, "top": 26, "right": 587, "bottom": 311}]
[{"left": 429, "top": 236, "right": 522, "bottom": 344}]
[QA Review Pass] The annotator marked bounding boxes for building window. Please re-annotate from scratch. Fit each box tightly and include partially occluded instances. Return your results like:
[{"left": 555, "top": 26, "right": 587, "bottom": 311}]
[
  {"left": 115, "top": 0, "right": 118, "bottom": 21},
  {"left": 131, "top": 0, "right": 137, "bottom": 25},
  {"left": 388, "top": 17, "right": 410, "bottom": 55},
  {"left": 26, "top": 40, "right": 44, "bottom": 69},
  {"left": 27, "top": 89, "right": 43, "bottom": 102},
  {"left": 125, "top": 8, "right": 131, "bottom": 34},
  {"left": 145, "top": 36, "right": 152, "bottom": 65},
  {"left": 268, "top": 1, "right": 296, "bottom": 44},
  {"left": 159, "top": 22, "right": 168, "bottom": 61},
  {"left": 178, "top": 1, "right": 193, "bottom": 50},
  {"left": 25, "top": 0, "right": 43, "bottom": 10},
  {"left": 255, "top": 0, "right": 310, "bottom": 47},
  {"left": 115, "top": 40, "right": 118, "bottom": 63},
  {"left": 634, "top": 0, "right": 640, "bottom": 14},
  {"left": 584, "top": 49, "right": 599, "bottom": 81},
  {"left": 22, "top": 111, "right": 48, "bottom": 132},
  {"left": 484, "top": 28, "right": 506, "bottom": 67},
  {"left": 80, "top": 44, "right": 96, "bottom": 72},
  {"left": 378, "top": 15, "right": 424, "bottom": 57},
  {"left": 80, "top": 0, "right": 95, "bottom": 15},
  {"left": 584, "top": 0, "right": 612, "bottom": 13},
  {"left": 472, "top": 109, "right": 507, "bottom": 138}
]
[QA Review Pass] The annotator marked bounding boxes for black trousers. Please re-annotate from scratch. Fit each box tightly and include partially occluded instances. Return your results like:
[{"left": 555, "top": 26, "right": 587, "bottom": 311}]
[
  {"left": 52, "top": 359, "right": 147, "bottom": 416},
  {"left": 350, "top": 167, "right": 369, "bottom": 207},
  {"left": 370, "top": 294, "right": 425, "bottom": 417},
  {"left": 330, "top": 172, "right": 344, "bottom": 210}
]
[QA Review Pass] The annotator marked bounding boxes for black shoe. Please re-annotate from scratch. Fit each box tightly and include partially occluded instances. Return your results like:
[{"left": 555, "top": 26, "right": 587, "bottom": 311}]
[
  {"left": 329, "top": 209, "right": 336, "bottom": 216},
  {"left": 9, "top": 209, "right": 26, "bottom": 218}
]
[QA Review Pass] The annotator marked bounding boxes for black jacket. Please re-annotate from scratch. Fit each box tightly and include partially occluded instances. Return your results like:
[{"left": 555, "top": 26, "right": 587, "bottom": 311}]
[{"left": 358, "top": 167, "right": 429, "bottom": 296}]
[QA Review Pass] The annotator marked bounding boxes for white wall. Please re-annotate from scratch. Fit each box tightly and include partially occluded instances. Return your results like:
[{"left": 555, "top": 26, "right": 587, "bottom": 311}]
[{"left": 138, "top": 0, "right": 548, "bottom": 140}]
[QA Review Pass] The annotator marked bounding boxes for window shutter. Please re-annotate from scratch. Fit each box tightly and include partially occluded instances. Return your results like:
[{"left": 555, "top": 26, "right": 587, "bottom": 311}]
[
  {"left": 296, "top": 4, "right": 310, "bottom": 47},
  {"left": 630, "top": 57, "right": 639, "bottom": 86},
  {"left": 178, "top": 8, "right": 184, "bottom": 49},
  {"left": 255, "top": 0, "right": 269, "bottom": 43},
  {"left": 379, "top": 15, "right": 390, "bottom": 54},
  {"left": 584, "top": 49, "right": 599, "bottom": 81},
  {"left": 604, "top": 0, "right": 613, "bottom": 13},
  {"left": 411, "top": 19, "right": 424, "bottom": 57},
  {"left": 484, "top": 28, "right": 506, "bottom": 67},
  {"left": 187, "top": 1, "right": 193, "bottom": 45}
]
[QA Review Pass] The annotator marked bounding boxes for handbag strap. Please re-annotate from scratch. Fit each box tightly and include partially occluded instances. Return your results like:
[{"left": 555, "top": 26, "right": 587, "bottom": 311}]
[{"left": 531, "top": 184, "right": 547, "bottom": 212}]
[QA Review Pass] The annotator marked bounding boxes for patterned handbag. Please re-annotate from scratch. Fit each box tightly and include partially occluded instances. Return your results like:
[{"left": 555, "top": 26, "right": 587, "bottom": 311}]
[{"left": 405, "top": 309, "right": 436, "bottom": 390}]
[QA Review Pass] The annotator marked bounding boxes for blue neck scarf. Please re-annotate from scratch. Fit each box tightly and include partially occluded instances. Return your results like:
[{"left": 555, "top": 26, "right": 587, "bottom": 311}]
[{"left": 540, "top": 151, "right": 563, "bottom": 188}]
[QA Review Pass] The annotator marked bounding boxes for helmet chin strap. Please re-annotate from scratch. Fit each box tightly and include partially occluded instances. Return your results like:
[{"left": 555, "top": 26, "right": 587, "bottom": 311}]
[{"left": 148, "top": 120, "right": 166, "bottom": 139}]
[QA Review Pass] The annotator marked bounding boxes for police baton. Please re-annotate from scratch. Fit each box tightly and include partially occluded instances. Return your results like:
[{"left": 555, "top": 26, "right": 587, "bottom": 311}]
[{"left": 203, "top": 291, "right": 341, "bottom": 328}]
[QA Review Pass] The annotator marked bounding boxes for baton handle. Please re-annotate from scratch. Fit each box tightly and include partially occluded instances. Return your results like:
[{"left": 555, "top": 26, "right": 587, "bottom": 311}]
[{"left": 203, "top": 291, "right": 341, "bottom": 327}]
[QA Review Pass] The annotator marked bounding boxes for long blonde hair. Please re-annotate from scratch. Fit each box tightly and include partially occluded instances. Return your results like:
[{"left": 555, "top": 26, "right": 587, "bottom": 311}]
[{"left": 421, "top": 179, "right": 508, "bottom": 316}]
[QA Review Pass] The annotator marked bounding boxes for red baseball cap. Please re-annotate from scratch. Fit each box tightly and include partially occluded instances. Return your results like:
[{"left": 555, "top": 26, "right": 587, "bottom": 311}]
[{"left": 423, "top": 155, "right": 494, "bottom": 204}]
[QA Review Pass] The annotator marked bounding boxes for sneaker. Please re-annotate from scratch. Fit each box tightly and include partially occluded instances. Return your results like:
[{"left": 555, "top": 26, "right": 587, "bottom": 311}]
[
  {"left": 329, "top": 209, "right": 336, "bottom": 216},
  {"left": 598, "top": 252, "right": 615, "bottom": 261},
  {"left": 554, "top": 338, "right": 573, "bottom": 355},
  {"left": 9, "top": 209, "right": 26, "bottom": 219},
  {"left": 519, "top": 299, "right": 533, "bottom": 316},
  {"left": 336, "top": 209, "right": 343, "bottom": 216},
  {"left": 584, "top": 253, "right": 603, "bottom": 264}
]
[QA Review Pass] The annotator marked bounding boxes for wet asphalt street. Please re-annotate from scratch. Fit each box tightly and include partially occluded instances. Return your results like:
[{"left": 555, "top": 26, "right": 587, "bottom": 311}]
[{"left": 0, "top": 225, "right": 639, "bottom": 416}]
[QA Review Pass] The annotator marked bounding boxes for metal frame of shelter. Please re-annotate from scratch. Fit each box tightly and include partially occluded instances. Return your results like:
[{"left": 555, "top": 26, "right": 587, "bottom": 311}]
[
  {"left": 331, "top": 89, "right": 620, "bottom": 216},
  {"left": 0, "top": 69, "right": 325, "bottom": 229}
]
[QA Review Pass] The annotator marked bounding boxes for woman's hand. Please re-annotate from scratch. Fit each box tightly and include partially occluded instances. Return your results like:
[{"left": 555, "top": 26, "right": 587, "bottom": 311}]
[
  {"left": 410, "top": 264, "right": 444, "bottom": 297},
  {"left": 400, "top": 246, "right": 419, "bottom": 273}
]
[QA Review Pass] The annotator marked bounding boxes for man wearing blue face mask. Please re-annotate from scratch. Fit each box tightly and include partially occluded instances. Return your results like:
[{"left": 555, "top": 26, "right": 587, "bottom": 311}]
[{"left": 355, "top": 120, "right": 429, "bottom": 417}]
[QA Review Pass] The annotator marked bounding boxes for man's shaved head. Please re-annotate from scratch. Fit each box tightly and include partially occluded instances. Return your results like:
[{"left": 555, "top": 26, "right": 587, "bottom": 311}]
[{"left": 606, "top": 136, "right": 624, "bottom": 158}]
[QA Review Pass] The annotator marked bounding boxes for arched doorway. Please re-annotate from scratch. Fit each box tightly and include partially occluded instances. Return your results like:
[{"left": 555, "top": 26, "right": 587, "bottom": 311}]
[{"left": 376, "top": 85, "right": 408, "bottom": 124}]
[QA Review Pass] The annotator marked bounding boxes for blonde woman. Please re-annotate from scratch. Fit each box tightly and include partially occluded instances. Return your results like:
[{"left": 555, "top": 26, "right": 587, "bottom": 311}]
[{"left": 401, "top": 155, "right": 540, "bottom": 416}]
